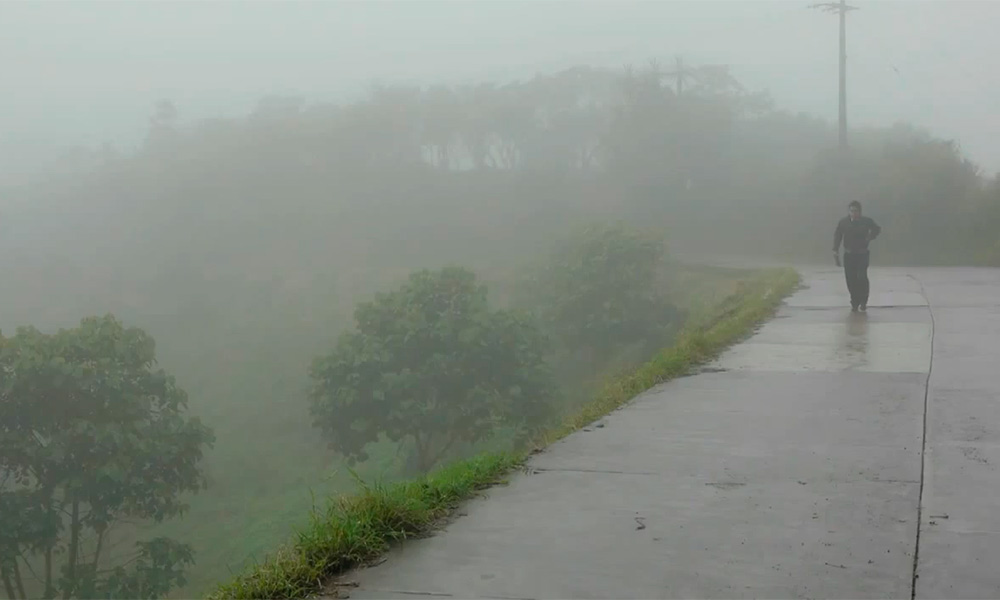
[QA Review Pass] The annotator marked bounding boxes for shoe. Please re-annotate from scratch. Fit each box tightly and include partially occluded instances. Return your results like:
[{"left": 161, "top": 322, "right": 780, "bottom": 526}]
[
  {"left": 851, "top": 305, "right": 858, "bottom": 312},
  {"left": 859, "top": 305, "right": 867, "bottom": 312}
]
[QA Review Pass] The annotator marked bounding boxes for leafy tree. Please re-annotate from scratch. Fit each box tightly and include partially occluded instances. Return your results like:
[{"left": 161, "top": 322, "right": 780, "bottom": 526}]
[
  {"left": 308, "top": 267, "right": 555, "bottom": 474},
  {"left": 519, "top": 223, "right": 679, "bottom": 362},
  {"left": 0, "top": 315, "right": 214, "bottom": 599}
]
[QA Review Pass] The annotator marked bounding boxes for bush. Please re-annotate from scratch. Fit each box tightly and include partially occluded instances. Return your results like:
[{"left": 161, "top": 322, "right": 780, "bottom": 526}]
[
  {"left": 518, "top": 222, "right": 679, "bottom": 363},
  {"left": 308, "top": 267, "right": 556, "bottom": 475}
]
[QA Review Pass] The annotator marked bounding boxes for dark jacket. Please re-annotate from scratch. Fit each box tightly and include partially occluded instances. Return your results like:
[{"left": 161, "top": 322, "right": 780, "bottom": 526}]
[{"left": 834, "top": 215, "right": 881, "bottom": 253}]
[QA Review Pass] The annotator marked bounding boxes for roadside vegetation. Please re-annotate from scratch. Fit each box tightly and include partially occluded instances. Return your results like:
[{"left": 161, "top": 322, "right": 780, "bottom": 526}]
[
  {"left": 3, "top": 53, "right": 992, "bottom": 599},
  {"left": 208, "top": 267, "right": 798, "bottom": 600}
]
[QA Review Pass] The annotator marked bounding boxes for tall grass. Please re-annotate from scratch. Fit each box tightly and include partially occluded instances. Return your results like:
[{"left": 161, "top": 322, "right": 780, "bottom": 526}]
[{"left": 208, "top": 267, "right": 799, "bottom": 600}]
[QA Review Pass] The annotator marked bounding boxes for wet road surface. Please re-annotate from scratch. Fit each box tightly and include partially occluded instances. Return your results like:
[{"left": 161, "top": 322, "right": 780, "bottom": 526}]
[{"left": 327, "top": 266, "right": 1000, "bottom": 599}]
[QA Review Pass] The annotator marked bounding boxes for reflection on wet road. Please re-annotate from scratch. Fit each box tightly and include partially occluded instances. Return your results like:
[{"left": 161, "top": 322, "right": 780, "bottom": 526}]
[
  {"left": 712, "top": 269, "right": 932, "bottom": 374},
  {"left": 841, "top": 311, "right": 870, "bottom": 366}
]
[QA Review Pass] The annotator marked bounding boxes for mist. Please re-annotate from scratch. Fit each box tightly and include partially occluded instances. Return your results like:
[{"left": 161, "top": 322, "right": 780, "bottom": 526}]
[
  {"left": 4, "top": 0, "right": 1000, "bottom": 181},
  {"left": 2, "top": 1, "right": 1000, "bottom": 598}
]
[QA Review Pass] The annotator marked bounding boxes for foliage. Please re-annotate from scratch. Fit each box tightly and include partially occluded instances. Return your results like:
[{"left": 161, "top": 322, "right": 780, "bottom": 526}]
[
  {"left": 207, "top": 452, "right": 519, "bottom": 600},
  {"left": 308, "top": 267, "right": 556, "bottom": 475},
  {"left": 519, "top": 222, "right": 679, "bottom": 361},
  {"left": 0, "top": 315, "right": 214, "bottom": 599},
  {"left": 542, "top": 267, "right": 800, "bottom": 442},
  {"left": 212, "top": 267, "right": 799, "bottom": 600},
  {"left": 4, "top": 57, "right": 1000, "bottom": 596}
]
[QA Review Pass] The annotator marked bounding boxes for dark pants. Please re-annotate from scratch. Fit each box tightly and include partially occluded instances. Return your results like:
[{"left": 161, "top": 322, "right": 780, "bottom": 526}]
[{"left": 843, "top": 251, "right": 870, "bottom": 308}]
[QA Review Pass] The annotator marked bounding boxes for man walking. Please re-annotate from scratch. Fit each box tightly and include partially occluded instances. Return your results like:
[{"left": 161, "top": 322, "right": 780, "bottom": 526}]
[{"left": 833, "top": 200, "right": 882, "bottom": 312}]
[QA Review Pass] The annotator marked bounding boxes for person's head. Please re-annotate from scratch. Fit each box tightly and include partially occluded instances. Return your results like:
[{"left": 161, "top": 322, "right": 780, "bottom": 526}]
[{"left": 848, "top": 201, "right": 862, "bottom": 219}]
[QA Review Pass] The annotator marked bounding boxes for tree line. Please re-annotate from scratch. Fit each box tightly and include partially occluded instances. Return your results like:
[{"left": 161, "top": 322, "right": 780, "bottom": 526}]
[{"left": 3, "top": 59, "right": 999, "bottom": 597}]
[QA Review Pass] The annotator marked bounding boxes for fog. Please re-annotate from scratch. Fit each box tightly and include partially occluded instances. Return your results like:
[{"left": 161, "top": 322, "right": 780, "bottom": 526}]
[
  {"left": 2, "top": 1, "right": 1000, "bottom": 598},
  {"left": 4, "top": 1, "right": 1000, "bottom": 180}
]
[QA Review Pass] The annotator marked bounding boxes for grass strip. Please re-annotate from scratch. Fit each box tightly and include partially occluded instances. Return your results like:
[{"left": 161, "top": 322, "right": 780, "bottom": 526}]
[
  {"left": 543, "top": 267, "right": 799, "bottom": 442},
  {"left": 208, "top": 267, "right": 800, "bottom": 600}
]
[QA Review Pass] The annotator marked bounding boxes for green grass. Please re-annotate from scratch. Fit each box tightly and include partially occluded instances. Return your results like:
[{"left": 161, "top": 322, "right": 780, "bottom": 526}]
[
  {"left": 544, "top": 267, "right": 799, "bottom": 442},
  {"left": 208, "top": 266, "right": 800, "bottom": 600},
  {"left": 117, "top": 260, "right": 748, "bottom": 599},
  {"left": 208, "top": 454, "right": 521, "bottom": 600}
]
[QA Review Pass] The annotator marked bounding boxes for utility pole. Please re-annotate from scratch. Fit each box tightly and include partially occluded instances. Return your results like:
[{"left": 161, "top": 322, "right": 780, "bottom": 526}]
[
  {"left": 811, "top": 0, "right": 858, "bottom": 153},
  {"left": 675, "top": 56, "right": 685, "bottom": 96}
]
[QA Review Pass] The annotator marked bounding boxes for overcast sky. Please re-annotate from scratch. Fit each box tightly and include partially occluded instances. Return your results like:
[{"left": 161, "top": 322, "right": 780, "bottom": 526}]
[{"left": 3, "top": 0, "right": 999, "bottom": 176}]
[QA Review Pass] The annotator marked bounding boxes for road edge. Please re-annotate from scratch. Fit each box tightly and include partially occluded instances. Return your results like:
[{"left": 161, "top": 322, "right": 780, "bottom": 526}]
[{"left": 208, "top": 267, "right": 801, "bottom": 600}]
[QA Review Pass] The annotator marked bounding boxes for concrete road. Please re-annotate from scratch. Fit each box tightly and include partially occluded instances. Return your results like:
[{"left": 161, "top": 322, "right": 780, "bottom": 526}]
[{"left": 327, "top": 266, "right": 1000, "bottom": 599}]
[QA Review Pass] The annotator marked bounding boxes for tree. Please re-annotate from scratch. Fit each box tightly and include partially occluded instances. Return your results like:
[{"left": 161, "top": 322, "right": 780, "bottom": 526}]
[
  {"left": 518, "top": 222, "right": 679, "bottom": 362},
  {"left": 308, "top": 267, "right": 555, "bottom": 474},
  {"left": 0, "top": 315, "right": 214, "bottom": 599}
]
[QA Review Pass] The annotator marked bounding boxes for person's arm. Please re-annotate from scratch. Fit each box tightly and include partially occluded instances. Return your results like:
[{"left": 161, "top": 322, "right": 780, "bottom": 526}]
[
  {"left": 833, "top": 219, "right": 844, "bottom": 252},
  {"left": 867, "top": 218, "right": 882, "bottom": 241}
]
